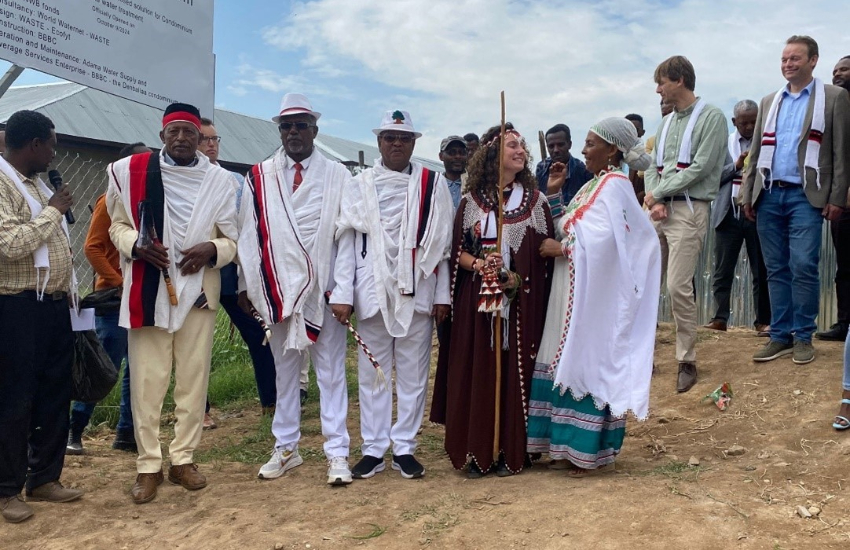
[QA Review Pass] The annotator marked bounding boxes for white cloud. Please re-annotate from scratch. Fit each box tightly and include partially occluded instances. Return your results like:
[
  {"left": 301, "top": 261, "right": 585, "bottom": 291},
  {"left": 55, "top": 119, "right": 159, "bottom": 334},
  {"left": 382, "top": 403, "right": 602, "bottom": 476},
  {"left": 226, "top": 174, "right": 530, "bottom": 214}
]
[
  {"left": 226, "top": 60, "right": 354, "bottom": 101},
  {"left": 258, "top": 0, "right": 850, "bottom": 158}
]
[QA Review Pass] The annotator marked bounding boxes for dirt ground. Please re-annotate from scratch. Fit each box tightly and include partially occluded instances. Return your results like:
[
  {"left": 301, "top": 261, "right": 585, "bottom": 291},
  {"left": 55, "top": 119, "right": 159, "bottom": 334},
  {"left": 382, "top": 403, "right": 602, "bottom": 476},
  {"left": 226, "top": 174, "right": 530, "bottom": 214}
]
[{"left": 7, "top": 324, "right": 850, "bottom": 549}]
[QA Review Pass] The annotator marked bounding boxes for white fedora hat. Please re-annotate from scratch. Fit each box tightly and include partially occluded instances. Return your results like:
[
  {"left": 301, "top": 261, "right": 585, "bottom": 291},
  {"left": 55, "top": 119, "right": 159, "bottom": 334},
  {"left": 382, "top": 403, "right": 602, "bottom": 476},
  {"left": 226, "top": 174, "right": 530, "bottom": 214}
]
[
  {"left": 372, "top": 109, "right": 422, "bottom": 138},
  {"left": 272, "top": 93, "right": 321, "bottom": 123}
]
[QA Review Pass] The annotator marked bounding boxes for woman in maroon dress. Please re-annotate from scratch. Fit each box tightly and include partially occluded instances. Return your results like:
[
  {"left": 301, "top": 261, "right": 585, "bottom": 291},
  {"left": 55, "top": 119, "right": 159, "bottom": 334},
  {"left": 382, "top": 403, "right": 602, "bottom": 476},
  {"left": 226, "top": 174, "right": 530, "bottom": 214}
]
[{"left": 431, "top": 123, "right": 553, "bottom": 477}]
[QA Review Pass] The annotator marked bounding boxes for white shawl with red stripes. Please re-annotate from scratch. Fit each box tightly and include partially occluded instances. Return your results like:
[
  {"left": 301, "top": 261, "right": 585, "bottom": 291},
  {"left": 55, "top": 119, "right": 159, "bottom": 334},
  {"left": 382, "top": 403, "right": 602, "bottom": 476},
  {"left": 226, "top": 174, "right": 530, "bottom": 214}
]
[{"left": 238, "top": 147, "right": 348, "bottom": 351}]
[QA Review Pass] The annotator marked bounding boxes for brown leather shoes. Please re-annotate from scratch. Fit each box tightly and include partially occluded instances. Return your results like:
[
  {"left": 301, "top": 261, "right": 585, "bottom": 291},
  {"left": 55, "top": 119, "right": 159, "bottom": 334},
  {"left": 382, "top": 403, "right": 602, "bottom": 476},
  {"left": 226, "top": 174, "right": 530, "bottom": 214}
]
[
  {"left": 754, "top": 324, "right": 770, "bottom": 337},
  {"left": 131, "top": 470, "right": 164, "bottom": 504},
  {"left": 26, "top": 481, "right": 83, "bottom": 503},
  {"left": 168, "top": 463, "right": 207, "bottom": 491},
  {"left": 703, "top": 319, "right": 727, "bottom": 331},
  {"left": 1, "top": 495, "right": 34, "bottom": 523},
  {"left": 676, "top": 362, "right": 698, "bottom": 393}
]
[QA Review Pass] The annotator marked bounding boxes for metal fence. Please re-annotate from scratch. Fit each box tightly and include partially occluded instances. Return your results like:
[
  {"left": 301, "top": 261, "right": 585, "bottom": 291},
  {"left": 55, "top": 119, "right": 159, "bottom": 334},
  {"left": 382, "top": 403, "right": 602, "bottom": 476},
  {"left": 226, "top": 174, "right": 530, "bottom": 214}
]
[
  {"left": 658, "top": 216, "right": 838, "bottom": 330},
  {"left": 56, "top": 147, "right": 839, "bottom": 332}
]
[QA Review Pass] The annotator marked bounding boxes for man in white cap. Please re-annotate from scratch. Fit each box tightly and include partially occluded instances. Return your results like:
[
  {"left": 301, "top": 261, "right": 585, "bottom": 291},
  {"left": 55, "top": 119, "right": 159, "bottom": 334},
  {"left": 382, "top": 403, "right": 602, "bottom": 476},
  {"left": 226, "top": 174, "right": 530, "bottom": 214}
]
[
  {"left": 330, "top": 110, "right": 453, "bottom": 480},
  {"left": 107, "top": 103, "right": 238, "bottom": 504},
  {"left": 237, "top": 93, "right": 355, "bottom": 485}
]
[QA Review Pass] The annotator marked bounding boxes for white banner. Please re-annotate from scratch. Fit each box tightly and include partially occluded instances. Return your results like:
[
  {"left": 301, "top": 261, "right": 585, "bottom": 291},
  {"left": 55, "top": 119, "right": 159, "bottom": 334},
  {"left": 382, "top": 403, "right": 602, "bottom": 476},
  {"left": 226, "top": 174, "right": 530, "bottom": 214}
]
[{"left": 0, "top": 0, "right": 214, "bottom": 116}]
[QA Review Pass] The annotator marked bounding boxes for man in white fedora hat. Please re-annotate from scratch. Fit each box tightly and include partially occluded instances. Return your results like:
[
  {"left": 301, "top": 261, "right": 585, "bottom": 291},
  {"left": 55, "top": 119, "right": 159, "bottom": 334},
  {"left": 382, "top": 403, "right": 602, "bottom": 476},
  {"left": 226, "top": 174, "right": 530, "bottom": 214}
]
[
  {"left": 330, "top": 110, "right": 453, "bottom": 480},
  {"left": 237, "top": 92, "right": 355, "bottom": 485}
]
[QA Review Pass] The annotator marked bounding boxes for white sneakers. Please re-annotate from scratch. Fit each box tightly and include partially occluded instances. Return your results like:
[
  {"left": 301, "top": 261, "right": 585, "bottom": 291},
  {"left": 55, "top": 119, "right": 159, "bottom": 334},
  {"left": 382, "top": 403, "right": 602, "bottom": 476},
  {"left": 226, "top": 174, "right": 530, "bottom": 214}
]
[
  {"left": 327, "top": 456, "right": 353, "bottom": 486},
  {"left": 258, "top": 448, "right": 303, "bottom": 480},
  {"left": 257, "top": 448, "right": 352, "bottom": 486}
]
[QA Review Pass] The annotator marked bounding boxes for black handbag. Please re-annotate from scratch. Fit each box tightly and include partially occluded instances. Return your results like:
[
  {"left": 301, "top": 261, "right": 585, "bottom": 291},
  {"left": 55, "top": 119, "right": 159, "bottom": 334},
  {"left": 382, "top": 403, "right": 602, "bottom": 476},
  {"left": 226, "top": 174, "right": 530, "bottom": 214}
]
[
  {"left": 79, "top": 287, "right": 121, "bottom": 315},
  {"left": 71, "top": 330, "right": 118, "bottom": 402}
]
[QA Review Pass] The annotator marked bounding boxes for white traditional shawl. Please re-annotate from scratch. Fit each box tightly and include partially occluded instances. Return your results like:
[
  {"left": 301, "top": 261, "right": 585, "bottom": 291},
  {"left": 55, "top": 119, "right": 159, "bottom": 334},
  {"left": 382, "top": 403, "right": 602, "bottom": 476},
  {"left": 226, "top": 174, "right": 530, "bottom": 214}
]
[
  {"left": 336, "top": 160, "right": 453, "bottom": 337},
  {"left": 656, "top": 98, "right": 707, "bottom": 212},
  {"left": 238, "top": 147, "right": 348, "bottom": 351},
  {"left": 0, "top": 155, "right": 77, "bottom": 303},
  {"left": 537, "top": 172, "right": 660, "bottom": 419},
  {"left": 756, "top": 78, "right": 826, "bottom": 191},
  {"left": 727, "top": 130, "right": 747, "bottom": 219},
  {"left": 110, "top": 151, "right": 238, "bottom": 332}
]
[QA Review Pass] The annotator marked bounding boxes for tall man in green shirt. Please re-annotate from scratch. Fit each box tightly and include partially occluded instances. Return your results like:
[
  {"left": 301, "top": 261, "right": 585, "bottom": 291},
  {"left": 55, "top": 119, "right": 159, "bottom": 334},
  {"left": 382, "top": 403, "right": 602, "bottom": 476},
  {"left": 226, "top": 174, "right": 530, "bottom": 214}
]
[{"left": 644, "top": 56, "right": 728, "bottom": 394}]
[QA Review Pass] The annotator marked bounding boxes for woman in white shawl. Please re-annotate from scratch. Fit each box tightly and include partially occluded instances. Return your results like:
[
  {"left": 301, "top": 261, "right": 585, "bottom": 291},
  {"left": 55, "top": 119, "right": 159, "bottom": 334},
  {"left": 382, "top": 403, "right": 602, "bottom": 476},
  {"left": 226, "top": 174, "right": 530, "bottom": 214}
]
[{"left": 527, "top": 117, "right": 661, "bottom": 474}]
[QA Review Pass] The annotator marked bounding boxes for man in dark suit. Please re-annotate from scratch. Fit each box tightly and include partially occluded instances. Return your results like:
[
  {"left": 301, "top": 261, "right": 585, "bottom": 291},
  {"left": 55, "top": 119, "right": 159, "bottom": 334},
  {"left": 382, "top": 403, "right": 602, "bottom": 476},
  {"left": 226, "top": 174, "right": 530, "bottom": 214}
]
[
  {"left": 704, "top": 100, "right": 771, "bottom": 335},
  {"left": 741, "top": 36, "right": 850, "bottom": 365}
]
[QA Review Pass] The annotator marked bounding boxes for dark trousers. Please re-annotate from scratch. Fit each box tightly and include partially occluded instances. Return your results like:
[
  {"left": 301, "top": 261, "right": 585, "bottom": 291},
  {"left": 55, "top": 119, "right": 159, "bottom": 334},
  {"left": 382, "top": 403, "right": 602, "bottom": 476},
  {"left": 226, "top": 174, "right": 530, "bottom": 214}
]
[
  {"left": 830, "top": 209, "right": 850, "bottom": 325},
  {"left": 710, "top": 208, "right": 771, "bottom": 326},
  {"left": 0, "top": 294, "right": 74, "bottom": 497},
  {"left": 219, "top": 294, "right": 277, "bottom": 408}
]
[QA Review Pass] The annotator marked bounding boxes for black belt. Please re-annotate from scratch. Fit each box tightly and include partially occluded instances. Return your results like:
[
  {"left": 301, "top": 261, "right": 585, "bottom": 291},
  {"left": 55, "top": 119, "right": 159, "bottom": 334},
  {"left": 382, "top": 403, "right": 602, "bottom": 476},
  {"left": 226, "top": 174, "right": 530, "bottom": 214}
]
[
  {"left": 4, "top": 290, "right": 68, "bottom": 301},
  {"left": 773, "top": 180, "right": 801, "bottom": 189}
]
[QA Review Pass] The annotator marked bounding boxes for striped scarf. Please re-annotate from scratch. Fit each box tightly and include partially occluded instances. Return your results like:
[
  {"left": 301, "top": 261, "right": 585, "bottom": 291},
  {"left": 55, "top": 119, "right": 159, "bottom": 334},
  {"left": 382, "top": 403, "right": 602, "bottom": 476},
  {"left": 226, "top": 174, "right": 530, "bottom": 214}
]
[
  {"left": 655, "top": 99, "right": 707, "bottom": 212},
  {"left": 755, "top": 78, "right": 825, "bottom": 191}
]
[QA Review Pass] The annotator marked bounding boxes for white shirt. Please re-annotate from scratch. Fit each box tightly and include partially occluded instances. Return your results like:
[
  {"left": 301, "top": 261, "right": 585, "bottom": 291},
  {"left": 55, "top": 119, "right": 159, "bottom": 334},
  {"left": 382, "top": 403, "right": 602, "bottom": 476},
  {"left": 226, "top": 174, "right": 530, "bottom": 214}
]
[{"left": 283, "top": 153, "right": 313, "bottom": 189}]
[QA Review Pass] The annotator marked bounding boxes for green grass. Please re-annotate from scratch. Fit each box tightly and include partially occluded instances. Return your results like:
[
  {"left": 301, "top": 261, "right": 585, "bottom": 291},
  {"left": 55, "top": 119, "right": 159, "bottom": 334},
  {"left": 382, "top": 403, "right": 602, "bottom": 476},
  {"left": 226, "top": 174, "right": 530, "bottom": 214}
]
[{"left": 84, "top": 310, "right": 362, "bottom": 462}]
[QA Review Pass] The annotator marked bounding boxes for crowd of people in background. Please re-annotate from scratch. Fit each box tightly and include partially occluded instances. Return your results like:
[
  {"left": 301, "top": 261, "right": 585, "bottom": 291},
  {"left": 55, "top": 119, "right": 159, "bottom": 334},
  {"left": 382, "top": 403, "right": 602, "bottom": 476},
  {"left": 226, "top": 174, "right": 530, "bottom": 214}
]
[{"left": 1, "top": 34, "right": 850, "bottom": 525}]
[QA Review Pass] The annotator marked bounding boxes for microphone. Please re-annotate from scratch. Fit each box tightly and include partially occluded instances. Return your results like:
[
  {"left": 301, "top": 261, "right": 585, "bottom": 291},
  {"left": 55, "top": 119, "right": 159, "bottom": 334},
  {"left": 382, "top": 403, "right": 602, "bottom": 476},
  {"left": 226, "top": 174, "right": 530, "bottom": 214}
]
[{"left": 47, "top": 169, "right": 75, "bottom": 224}]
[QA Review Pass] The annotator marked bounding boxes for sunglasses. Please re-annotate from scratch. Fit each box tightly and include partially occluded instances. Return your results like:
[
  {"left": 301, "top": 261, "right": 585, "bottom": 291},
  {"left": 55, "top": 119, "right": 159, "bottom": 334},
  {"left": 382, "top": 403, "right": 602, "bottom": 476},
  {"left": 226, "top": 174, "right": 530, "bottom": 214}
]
[
  {"left": 381, "top": 133, "right": 414, "bottom": 144},
  {"left": 279, "top": 122, "right": 316, "bottom": 132}
]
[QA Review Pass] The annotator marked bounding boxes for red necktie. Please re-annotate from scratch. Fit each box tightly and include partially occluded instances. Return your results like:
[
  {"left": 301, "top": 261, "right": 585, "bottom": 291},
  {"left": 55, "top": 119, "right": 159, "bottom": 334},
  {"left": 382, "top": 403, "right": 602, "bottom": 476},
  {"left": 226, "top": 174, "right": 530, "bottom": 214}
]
[{"left": 292, "top": 162, "right": 303, "bottom": 193}]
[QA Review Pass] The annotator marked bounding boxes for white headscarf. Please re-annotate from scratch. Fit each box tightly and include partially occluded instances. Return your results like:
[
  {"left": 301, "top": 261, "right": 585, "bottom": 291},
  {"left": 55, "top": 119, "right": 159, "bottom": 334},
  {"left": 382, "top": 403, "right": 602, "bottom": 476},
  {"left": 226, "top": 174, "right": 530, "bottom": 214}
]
[{"left": 590, "top": 117, "right": 652, "bottom": 171}]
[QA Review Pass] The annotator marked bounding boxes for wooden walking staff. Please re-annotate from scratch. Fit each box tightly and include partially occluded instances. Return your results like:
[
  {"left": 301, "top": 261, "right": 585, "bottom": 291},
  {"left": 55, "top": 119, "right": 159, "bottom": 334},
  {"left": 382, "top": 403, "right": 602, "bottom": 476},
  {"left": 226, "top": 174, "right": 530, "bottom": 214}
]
[
  {"left": 538, "top": 130, "right": 547, "bottom": 165},
  {"left": 493, "top": 91, "right": 507, "bottom": 464}
]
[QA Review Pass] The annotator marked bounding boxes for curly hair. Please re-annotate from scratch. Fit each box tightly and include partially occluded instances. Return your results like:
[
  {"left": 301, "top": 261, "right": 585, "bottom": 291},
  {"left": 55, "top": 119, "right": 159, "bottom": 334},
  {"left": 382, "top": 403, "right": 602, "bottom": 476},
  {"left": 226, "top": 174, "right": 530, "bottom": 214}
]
[{"left": 465, "top": 122, "right": 535, "bottom": 201}]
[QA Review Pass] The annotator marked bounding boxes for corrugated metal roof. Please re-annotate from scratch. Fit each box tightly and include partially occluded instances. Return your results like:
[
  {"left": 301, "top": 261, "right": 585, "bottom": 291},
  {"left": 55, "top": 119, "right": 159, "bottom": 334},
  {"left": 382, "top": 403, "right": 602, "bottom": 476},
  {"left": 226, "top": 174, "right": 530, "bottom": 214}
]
[
  {"left": 0, "top": 83, "right": 443, "bottom": 171},
  {"left": 315, "top": 133, "right": 443, "bottom": 172}
]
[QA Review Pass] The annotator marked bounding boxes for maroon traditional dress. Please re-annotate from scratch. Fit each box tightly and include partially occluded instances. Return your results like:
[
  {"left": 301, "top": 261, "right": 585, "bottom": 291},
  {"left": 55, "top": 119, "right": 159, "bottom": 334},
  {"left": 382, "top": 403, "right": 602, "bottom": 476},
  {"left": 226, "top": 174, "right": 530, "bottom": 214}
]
[{"left": 431, "top": 184, "right": 553, "bottom": 473}]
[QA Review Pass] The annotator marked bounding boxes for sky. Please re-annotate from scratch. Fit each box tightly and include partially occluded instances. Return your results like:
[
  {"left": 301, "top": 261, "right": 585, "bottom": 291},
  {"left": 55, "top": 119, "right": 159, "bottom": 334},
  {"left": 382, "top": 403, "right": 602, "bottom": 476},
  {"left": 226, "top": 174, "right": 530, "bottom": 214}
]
[{"left": 2, "top": 0, "right": 848, "bottom": 162}]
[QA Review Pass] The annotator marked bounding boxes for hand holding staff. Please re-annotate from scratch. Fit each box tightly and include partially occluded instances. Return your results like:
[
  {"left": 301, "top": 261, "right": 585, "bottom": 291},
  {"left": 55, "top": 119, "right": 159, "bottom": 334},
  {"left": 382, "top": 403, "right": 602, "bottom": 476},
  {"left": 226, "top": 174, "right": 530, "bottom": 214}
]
[{"left": 135, "top": 200, "right": 178, "bottom": 306}]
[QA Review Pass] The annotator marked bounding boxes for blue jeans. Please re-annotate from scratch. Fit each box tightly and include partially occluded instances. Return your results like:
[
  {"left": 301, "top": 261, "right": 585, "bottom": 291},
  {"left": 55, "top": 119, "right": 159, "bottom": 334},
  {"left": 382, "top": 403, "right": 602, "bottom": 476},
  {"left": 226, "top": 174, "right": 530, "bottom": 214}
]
[
  {"left": 755, "top": 185, "right": 823, "bottom": 343},
  {"left": 69, "top": 310, "right": 133, "bottom": 436}
]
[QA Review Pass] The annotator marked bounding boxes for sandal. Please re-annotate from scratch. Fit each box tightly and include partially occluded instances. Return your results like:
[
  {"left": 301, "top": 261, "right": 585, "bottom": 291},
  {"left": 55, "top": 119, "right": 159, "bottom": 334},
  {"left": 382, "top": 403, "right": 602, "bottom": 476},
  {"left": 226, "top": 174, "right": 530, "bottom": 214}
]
[
  {"left": 832, "top": 398, "right": 850, "bottom": 431},
  {"left": 565, "top": 466, "right": 589, "bottom": 477}
]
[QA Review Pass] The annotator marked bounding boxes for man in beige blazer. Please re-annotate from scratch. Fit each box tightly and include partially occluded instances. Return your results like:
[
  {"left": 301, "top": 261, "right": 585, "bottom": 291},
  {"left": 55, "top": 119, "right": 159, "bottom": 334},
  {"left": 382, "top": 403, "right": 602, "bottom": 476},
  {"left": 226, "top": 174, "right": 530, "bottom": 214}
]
[
  {"left": 741, "top": 35, "right": 850, "bottom": 365},
  {"left": 107, "top": 103, "right": 237, "bottom": 504}
]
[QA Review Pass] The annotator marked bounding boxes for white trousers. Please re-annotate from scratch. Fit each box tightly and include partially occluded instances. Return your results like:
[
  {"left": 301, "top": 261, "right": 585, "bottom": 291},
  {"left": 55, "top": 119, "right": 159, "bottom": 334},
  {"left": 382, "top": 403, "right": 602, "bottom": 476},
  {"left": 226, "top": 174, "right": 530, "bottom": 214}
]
[
  {"left": 128, "top": 308, "right": 216, "bottom": 474},
  {"left": 270, "top": 304, "right": 350, "bottom": 458},
  {"left": 357, "top": 311, "right": 433, "bottom": 457}
]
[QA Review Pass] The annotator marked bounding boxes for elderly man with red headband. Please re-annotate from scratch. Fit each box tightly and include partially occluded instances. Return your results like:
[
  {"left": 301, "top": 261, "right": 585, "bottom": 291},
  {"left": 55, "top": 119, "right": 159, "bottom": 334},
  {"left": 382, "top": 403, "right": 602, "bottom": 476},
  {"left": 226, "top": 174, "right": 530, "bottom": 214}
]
[{"left": 106, "top": 102, "right": 238, "bottom": 504}]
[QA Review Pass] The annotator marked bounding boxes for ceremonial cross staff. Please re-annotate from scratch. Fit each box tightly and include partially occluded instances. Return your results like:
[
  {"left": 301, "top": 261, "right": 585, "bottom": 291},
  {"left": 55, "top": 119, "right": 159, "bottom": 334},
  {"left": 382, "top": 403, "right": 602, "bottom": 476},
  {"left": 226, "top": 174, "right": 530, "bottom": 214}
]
[{"left": 493, "top": 91, "right": 507, "bottom": 464}]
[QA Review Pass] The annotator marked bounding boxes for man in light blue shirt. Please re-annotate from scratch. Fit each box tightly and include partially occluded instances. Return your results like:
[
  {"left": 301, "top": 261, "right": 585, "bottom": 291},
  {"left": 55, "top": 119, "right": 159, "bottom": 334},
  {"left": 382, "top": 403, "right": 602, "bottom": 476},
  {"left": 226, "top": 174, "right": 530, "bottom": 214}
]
[
  {"left": 742, "top": 35, "right": 850, "bottom": 366},
  {"left": 770, "top": 80, "right": 815, "bottom": 184},
  {"left": 438, "top": 135, "right": 467, "bottom": 210}
]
